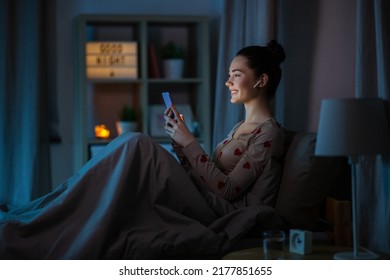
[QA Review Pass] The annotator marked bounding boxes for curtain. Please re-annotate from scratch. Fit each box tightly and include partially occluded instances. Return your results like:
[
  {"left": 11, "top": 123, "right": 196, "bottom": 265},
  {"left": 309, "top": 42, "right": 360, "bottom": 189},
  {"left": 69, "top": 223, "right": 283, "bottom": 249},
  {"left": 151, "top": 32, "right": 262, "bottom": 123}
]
[
  {"left": 356, "top": 0, "right": 390, "bottom": 254},
  {"left": 212, "top": 0, "right": 279, "bottom": 147},
  {"left": 0, "top": 0, "right": 56, "bottom": 207}
]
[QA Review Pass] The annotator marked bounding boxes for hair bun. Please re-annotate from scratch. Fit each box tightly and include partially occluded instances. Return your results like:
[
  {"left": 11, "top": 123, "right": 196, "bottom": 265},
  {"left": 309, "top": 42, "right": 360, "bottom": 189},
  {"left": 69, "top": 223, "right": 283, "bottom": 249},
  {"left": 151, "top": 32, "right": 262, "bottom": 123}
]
[{"left": 267, "top": 40, "right": 286, "bottom": 66}]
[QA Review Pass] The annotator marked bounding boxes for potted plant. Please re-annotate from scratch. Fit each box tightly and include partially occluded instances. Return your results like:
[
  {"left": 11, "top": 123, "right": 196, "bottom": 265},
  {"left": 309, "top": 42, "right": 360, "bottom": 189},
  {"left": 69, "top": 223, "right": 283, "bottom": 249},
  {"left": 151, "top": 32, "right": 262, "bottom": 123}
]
[
  {"left": 116, "top": 105, "right": 138, "bottom": 135},
  {"left": 160, "top": 41, "right": 185, "bottom": 79}
]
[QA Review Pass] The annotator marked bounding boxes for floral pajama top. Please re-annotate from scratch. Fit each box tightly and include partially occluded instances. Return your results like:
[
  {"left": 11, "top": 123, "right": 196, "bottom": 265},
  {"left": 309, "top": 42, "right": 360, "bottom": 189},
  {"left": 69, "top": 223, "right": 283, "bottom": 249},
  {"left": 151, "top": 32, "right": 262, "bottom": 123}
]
[{"left": 173, "top": 118, "right": 285, "bottom": 202}]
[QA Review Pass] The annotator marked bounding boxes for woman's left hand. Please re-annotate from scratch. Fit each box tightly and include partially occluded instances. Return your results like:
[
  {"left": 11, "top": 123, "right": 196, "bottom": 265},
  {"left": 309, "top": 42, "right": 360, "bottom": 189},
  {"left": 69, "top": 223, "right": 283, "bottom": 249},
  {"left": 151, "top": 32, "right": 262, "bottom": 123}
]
[{"left": 164, "top": 105, "right": 195, "bottom": 147}]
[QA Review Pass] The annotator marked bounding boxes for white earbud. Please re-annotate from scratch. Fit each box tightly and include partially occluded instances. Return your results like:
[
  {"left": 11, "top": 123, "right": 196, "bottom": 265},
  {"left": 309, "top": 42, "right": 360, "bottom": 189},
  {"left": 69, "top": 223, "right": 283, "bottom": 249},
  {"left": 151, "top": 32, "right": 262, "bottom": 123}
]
[{"left": 253, "top": 80, "right": 261, "bottom": 88}]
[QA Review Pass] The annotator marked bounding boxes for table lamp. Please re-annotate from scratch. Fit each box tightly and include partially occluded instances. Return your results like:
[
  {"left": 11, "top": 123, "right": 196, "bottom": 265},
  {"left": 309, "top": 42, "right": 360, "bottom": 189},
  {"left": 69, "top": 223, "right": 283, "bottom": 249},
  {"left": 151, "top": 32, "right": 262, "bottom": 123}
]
[{"left": 315, "top": 98, "right": 390, "bottom": 259}]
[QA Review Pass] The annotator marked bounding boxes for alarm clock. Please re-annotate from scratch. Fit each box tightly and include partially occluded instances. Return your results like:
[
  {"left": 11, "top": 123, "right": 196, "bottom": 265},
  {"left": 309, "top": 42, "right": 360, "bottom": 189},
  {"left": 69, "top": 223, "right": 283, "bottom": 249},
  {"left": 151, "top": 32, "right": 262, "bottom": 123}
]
[{"left": 289, "top": 229, "right": 313, "bottom": 255}]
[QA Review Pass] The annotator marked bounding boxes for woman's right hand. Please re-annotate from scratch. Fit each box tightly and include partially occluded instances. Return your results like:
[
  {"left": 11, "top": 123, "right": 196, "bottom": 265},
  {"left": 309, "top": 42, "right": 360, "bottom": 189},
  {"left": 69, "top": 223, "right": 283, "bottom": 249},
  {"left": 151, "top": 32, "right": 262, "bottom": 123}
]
[
  {"left": 164, "top": 105, "right": 195, "bottom": 147},
  {"left": 164, "top": 106, "right": 175, "bottom": 120}
]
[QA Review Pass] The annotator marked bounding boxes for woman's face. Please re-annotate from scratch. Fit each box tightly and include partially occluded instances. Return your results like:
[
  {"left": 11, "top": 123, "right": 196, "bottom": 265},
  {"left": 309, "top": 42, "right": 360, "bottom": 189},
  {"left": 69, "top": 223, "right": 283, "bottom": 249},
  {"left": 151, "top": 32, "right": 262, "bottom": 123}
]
[{"left": 225, "top": 55, "right": 258, "bottom": 104}]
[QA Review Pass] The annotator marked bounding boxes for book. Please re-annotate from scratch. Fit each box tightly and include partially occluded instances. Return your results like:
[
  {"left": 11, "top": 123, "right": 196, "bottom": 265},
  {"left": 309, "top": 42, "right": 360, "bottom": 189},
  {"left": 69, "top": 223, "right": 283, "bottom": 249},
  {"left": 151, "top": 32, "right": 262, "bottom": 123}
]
[{"left": 148, "top": 44, "right": 160, "bottom": 78}]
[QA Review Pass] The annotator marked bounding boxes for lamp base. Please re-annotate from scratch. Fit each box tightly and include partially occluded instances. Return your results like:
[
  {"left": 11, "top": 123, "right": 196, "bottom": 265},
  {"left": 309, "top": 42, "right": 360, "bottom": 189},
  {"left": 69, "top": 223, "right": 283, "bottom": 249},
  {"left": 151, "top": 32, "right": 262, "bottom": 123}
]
[{"left": 333, "top": 251, "right": 379, "bottom": 260}]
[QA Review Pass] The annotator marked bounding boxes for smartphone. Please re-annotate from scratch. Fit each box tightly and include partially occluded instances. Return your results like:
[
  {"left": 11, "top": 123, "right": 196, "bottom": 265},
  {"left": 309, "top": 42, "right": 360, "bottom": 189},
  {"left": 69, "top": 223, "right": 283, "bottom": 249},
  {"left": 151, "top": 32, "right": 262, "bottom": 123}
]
[
  {"left": 162, "top": 91, "right": 183, "bottom": 121},
  {"left": 162, "top": 92, "right": 172, "bottom": 108}
]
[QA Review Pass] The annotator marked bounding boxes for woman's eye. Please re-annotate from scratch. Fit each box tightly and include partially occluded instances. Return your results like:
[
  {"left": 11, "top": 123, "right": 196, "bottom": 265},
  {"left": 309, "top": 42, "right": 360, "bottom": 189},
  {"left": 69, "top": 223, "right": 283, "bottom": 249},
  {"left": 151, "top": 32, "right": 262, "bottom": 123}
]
[{"left": 227, "top": 73, "right": 241, "bottom": 80}]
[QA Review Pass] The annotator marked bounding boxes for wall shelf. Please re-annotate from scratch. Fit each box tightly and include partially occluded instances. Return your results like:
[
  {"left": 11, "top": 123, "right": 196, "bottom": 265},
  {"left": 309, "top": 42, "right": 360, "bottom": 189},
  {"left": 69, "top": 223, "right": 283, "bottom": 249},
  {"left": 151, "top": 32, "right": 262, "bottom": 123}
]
[{"left": 73, "top": 14, "right": 211, "bottom": 170}]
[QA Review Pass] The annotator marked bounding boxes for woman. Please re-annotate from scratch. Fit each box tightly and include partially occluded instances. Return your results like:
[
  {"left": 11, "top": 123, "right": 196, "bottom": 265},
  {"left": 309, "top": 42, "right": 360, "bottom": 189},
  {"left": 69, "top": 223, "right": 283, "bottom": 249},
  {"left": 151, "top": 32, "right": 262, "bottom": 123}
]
[
  {"left": 165, "top": 40, "right": 285, "bottom": 205},
  {"left": 0, "top": 40, "right": 286, "bottom": 259}
]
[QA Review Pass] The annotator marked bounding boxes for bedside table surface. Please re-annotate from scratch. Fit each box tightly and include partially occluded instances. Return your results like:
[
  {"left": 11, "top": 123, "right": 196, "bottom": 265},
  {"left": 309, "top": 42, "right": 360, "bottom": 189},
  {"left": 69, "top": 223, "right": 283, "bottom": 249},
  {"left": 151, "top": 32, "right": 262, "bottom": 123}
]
[{"left": 222, "top": 245, "right": 389, "bottom": 260}]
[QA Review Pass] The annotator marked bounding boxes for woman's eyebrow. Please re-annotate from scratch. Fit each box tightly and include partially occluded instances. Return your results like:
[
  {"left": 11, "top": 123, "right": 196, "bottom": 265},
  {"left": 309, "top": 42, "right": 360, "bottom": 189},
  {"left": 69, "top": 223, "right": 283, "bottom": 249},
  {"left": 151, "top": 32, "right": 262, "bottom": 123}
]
[{"left": 229, "top": 69, "right": 243, "bottom": 73}]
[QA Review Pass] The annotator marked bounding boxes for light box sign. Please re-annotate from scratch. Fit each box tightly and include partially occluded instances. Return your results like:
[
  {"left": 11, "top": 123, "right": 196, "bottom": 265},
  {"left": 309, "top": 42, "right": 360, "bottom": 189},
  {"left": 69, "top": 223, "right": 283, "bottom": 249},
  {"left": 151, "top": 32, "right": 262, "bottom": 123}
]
[{"left": 86, "top": 42, "right": 138, "bottom": 79}]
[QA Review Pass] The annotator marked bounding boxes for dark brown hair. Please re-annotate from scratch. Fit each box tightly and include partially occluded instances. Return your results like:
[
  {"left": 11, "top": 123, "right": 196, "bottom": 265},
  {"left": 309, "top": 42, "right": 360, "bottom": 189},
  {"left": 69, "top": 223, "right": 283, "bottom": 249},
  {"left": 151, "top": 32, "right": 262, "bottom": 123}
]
[{"left": 236, "top": 40, "right": 286, "bottom": 99}]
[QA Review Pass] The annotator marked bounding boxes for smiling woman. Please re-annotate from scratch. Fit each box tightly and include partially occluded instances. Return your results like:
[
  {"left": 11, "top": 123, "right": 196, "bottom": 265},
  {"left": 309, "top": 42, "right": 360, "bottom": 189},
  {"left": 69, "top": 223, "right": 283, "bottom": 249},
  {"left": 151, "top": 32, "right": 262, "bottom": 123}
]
[
  {"left": 224, "top": 41, "right": 285, "bottom": 137},
  {"left": 0, "top": 41, "right": 287, "bottom": 260}
]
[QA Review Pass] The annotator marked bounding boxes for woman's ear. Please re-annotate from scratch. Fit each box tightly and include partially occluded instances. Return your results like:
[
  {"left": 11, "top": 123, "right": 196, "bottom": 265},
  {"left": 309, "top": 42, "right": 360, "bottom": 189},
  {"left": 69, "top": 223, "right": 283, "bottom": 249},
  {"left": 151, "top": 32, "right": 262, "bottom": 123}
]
[
  {"left": 253, "top": 74, "right": 269, "bottom": 88},
  {"left": 259, "top": 74, "right": 269, "bottom": 87}
]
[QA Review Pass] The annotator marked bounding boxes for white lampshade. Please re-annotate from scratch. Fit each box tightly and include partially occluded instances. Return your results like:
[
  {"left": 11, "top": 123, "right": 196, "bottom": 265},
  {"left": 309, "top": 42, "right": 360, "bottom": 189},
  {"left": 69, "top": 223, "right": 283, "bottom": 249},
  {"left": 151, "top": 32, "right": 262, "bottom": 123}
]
[
  {"left": 315, "top": 98, "right": 390, "bottom": 156},
  {"left": 315, "top": 97, "right": 390, "bottom": 260}
]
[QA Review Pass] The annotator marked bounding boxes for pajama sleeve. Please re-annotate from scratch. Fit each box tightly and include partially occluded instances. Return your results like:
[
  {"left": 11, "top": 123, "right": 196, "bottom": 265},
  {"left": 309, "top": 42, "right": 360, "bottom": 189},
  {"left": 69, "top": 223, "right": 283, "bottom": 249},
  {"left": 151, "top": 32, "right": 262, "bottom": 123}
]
[
  {"left": 180, "top": 125, "right": 284, "bottom": 201},
  {"left": 171, "top": 141, "right": 192, "bottom": 170}
]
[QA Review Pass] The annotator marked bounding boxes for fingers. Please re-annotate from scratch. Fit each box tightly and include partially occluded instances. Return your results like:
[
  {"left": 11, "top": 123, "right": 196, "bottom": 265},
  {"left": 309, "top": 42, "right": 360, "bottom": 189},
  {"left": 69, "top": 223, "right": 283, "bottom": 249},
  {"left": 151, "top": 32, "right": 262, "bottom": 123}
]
[
  {"left": 163, "top": 105, "right": 188, "bottom": 140},
  {"left": 170, "top": 105, "right": 183, "bottom": 123},
  {"left": 164, "top": 117, "right": 177, "bottom": 138},
  {"left": 164, "top": 115, "right": 176, "bottom": 126},
  {"left": 164, "top": 105, "right": 184, "bottom": 123},
  {"left": 164, "top": 107, "right": 174, "bottom": 118}
]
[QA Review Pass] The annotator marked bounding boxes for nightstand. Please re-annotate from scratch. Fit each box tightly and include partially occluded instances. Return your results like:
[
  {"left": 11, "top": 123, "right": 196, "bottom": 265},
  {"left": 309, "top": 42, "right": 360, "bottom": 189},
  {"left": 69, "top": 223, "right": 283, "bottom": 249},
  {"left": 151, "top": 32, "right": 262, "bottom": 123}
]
[{"left": 222, "top": 245, "right": 390, "bottom": 260}]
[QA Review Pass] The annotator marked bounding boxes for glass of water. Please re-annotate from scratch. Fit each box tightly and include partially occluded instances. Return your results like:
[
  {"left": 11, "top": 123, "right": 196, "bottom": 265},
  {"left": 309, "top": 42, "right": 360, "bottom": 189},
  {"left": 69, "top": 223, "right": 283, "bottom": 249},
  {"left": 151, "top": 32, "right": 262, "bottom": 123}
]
[{"left": 262, "top": 230, "right": 286, "bottom": 260}]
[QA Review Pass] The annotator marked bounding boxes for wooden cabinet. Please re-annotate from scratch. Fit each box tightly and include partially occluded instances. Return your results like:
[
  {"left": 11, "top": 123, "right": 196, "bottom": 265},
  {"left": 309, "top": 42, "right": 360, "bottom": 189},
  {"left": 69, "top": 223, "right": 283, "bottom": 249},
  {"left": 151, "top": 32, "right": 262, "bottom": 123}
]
[{"left": 73, "top": 15, "right": 211, "bottom": 170}]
